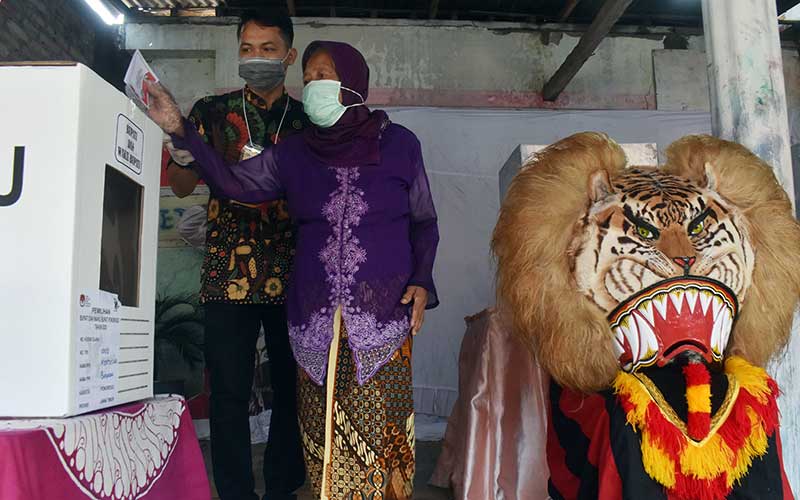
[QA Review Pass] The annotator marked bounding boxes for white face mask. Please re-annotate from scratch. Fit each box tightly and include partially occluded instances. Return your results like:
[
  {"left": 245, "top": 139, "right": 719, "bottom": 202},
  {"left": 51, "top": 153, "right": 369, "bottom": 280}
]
[{"left": 302, "top": 80, "right": 365, "bottom": 128}]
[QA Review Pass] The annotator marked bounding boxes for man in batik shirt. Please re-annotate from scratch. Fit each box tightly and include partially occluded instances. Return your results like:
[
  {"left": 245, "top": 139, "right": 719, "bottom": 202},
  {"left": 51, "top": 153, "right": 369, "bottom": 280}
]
[{"left": 165, "top": 9, "right": 308, "bottom": 500}]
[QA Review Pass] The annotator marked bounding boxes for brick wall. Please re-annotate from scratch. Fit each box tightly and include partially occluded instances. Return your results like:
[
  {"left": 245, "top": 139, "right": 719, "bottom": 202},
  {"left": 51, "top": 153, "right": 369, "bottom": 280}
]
[{"left": 0, "top": 0, "right": 97, "bottom": 64}]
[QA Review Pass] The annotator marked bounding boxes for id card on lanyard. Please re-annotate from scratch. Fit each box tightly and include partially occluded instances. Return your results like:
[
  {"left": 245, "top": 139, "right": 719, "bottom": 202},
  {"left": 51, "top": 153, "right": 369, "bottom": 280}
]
[
  {"left": 234, "top": 142, "right": 265, "bottom": 207},
  {"left": 240, "top": 143, "right": 264, "bottom": 161},
  {"left": 240, "top": 88, "right": 289, "bottom": 161}
]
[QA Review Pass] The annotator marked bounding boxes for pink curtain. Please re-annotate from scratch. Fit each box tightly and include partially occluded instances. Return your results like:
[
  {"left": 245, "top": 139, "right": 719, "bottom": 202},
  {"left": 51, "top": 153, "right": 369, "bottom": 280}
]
[{"left": 430, "top": 307, "right": 550, "bottom": 500}]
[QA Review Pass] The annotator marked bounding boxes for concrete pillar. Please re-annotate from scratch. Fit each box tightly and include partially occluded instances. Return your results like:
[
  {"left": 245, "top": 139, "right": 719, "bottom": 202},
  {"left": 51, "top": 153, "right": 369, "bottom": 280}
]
[
  {"left": 702, "top": 0, "right": 794, "bottom": 198},
  {"left": 702, "top": 0, "right": 799, "bottom": 491}
]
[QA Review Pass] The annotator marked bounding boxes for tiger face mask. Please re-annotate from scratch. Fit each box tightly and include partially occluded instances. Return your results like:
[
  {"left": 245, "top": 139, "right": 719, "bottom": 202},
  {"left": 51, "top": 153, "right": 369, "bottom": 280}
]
[{"left": 569, "top": 165, "right": 754, "bottom": 371}]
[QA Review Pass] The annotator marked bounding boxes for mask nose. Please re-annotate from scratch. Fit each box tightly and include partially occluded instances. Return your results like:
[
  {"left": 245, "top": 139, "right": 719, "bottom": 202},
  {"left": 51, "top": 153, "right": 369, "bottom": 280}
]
[{"left": 673, "top": 256, "right": 696, "bottom": 274}]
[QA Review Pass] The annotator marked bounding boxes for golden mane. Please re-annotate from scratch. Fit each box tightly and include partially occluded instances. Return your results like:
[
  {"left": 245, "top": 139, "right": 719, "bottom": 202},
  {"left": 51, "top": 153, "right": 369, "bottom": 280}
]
[
  {"left": 492, "top": 133, "right": 627, "bottom": 392},
  {"left": 662, "top": 135, "right": 800, "bottom": 368},
  {"left": 492, "top": 132, "right": 800, "bottom": 393}
]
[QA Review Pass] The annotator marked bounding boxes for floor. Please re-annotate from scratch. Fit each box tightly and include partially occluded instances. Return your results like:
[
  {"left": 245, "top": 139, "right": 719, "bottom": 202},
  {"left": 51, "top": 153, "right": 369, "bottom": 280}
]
[{"left": 203, "top": 440, "right": 454, "bottom": 500}]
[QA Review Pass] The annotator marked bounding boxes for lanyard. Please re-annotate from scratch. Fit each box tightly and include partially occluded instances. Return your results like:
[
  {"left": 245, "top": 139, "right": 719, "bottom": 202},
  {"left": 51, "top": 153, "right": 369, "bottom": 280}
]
[{"left": 242, "top": 88, "right": 290, "bottom": 146}]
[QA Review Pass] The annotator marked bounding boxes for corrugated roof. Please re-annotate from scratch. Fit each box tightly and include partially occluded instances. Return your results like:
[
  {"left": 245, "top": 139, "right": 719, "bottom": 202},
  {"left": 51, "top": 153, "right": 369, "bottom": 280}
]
[
  {"left": 121, "top": 0, "right": 222, "bottom": 10},
  {"left": 116, "top": 0, "right": 800, "bottom": 30}
]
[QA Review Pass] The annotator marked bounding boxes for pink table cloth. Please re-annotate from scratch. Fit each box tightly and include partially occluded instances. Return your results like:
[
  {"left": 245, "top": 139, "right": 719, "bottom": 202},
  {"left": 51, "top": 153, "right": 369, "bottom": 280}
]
[
  {"left": 430, "top": 307, "right": 550, "bottom": 500},
  {"left": 0, "top": 395, "right": 210, "bottom": 500}
]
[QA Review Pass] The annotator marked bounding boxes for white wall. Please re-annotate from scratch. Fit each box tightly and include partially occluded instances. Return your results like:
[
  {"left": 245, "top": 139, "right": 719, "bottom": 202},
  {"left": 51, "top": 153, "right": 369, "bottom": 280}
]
[{"left": 125, "top": 18, "right": 799, "bottom": 419}]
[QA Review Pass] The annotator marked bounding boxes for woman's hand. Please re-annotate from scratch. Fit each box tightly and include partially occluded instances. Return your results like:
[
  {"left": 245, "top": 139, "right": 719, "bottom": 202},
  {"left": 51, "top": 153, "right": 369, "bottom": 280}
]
[
  {"left": 142, "top": 80, "right": 185, "bottom": 137},
  {"left": 401, "top": 286, "right": 428, "bottom": 336}
]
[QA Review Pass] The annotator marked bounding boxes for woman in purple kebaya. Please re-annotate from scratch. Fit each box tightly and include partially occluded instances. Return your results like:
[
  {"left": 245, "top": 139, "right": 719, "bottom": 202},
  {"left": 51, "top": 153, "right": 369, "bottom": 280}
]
[{"left": 146, "top": 41, "right": 439, "bottom": 499}]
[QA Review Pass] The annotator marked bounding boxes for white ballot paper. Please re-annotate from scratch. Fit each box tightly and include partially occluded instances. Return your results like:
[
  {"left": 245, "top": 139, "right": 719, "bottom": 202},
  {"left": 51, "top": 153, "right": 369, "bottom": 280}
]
[{"left": 124, "top": 50, "right": 159, "bottom": 109}]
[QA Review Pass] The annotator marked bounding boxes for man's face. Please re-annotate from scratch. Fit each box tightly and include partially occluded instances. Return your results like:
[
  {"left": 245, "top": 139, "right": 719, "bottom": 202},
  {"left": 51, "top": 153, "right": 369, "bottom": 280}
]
[{"left": 238, "top": 21, "right": 297, "bottom": 65}]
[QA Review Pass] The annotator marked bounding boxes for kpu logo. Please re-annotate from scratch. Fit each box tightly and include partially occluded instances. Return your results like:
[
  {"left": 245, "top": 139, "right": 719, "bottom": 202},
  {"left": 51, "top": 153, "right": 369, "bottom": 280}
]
[
  {"left": 80, "top": 294, "right": 92, "bottom": 308},
  {"left": 1, "top": 147, "right": 24, "bottom": 207}
]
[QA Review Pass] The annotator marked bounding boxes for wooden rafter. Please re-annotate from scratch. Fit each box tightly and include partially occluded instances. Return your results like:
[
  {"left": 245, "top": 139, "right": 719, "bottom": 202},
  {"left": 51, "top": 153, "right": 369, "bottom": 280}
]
[
  {"left": 542, "top": 0, "right": 633, "bottom": 101},
  {"left": 429, "top": 0, "right": 440, "bottom": 19},
  {"left": 558, "top": 0, "right": 581, "bottom": 21}
]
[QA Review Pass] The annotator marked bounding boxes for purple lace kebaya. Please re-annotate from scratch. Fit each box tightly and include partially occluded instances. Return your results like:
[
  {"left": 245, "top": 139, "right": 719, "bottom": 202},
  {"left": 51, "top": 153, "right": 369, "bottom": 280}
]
[{"left": 172, "top": 121, "right": 439, "bottom": 385}]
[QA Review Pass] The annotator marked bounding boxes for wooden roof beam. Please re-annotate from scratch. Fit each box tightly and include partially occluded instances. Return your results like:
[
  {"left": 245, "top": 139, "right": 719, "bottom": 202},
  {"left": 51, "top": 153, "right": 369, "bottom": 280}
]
[
  {"left": 558, "top": 0, "right": 581, "bottom": 22},
  {"left": 429, "top": 0, "right": 440, "bottom": 19},
  {"left": 543, "top": 0, "right": 633, "bottom": 101}
]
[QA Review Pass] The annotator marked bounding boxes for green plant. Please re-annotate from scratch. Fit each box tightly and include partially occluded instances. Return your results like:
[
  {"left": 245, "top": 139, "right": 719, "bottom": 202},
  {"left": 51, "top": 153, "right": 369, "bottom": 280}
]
[{"left": 153, "top": 293, "right": 205, "bottom": 381}]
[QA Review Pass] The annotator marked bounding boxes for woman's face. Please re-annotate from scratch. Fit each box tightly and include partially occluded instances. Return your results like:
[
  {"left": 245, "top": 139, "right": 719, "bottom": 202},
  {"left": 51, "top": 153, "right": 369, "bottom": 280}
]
[{"left": 303, "top": 50, "right": 339, "bottom": 85}]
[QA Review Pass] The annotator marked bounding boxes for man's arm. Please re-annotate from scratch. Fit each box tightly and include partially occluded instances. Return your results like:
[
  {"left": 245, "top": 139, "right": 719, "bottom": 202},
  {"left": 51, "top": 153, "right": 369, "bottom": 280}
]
[{"left": 162, "top": 94, "right": 210, "bottom": 198}]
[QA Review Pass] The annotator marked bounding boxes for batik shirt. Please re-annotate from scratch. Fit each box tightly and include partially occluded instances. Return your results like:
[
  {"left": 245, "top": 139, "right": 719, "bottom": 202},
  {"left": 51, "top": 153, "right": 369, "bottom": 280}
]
[{"left": 186, "top": 88, "right": 308, "bottom": 305}]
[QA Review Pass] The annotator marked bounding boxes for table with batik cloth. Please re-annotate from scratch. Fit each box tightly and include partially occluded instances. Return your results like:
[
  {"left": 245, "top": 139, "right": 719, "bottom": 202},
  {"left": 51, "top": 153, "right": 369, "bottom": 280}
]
[
  {"left": 0, "top": 395, "right": 210, "bottom": 500},
  {"left": 430, "top": 307, "right": 550, "bottom": 500}
]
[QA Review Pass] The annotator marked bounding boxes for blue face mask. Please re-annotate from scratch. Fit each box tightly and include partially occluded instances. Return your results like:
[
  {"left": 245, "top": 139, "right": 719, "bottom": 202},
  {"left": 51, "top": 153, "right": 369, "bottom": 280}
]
[{"left": 302, "top": 80, "right": 365, "bottom": 128}]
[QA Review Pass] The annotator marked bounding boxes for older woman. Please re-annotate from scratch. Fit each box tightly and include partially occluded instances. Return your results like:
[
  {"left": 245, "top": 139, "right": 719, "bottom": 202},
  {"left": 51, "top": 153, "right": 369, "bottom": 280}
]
[{"left": 147, "top": 41, "right": 439, "bottom": 500}]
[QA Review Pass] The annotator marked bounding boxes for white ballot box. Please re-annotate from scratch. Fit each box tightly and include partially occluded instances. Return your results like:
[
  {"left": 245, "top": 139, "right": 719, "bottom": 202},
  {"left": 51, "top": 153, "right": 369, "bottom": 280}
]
[
  {"left": 0, "top": 63, "right": 160, "bottom": 417},
  {"left": 499, "top": 143, "right": 658, "bottom": 200}
]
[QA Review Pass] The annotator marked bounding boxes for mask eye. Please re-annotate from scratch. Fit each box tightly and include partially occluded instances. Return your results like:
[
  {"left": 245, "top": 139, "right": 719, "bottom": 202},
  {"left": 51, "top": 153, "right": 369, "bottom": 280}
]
[
  {"left": 637, "top": 226, "right": 655, "bottom": 240},
  {"left": 689, "top": 220, "right": 705, "bottom": 235}
]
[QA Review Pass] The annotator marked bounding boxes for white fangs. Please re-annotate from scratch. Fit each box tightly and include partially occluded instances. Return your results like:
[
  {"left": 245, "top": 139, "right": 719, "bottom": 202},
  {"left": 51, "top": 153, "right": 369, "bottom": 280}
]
[
  {"left": 712, "top": 296, "right": 725, "bottom": 320},
  {"left": 640, "top": 301, "right": 655, "bottom": 325},
  {"left": 635, "top": 314, "right": 658, "bottom": 363},
  {"left": 653, "top": 293, "right": 669, "bottom": 319},
  {"left": 670, "top": 290, "right": 684, "bottom": 314},
  {"left": 625, "top": 319, "right": 640, "bottom": 364},
  {"left": 710, "top": 306, "right": 734, "bottom": 358},
  {"left": 612, "top": 327, "right": 626, "bottom": 357},
  {"left": 710, "top": 308, "right": 722, "bottom": 353},
  {"left": 685, "top": 289, "right": 699, "bottom": 313},
  {"left": 718, "top": 309, "right": 733, "bottom": 356},
  {"left": 612, "top": 282, "right": 736, "bottom": 370},
  {"left": 699, "top": 292, "right": 713, "bottom": 315}
]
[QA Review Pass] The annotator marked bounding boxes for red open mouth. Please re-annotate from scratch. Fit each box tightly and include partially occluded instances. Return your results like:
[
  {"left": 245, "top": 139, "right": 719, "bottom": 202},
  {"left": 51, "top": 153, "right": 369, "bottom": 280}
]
[{"left": 607, "top": 277, "right": 738, "bottom": 372}]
